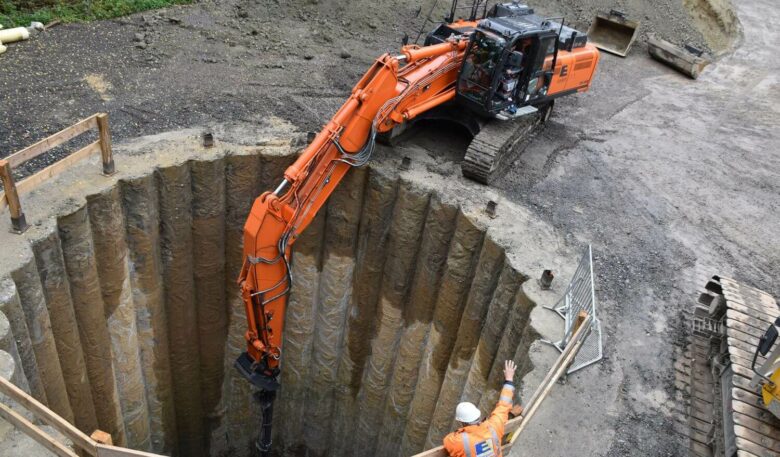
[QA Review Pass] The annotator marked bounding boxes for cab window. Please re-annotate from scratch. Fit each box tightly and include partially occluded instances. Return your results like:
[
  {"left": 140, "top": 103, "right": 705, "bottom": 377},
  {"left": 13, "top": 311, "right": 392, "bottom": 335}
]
[{"left": 459, "top": 32, "right": 505, "bottom": 103}]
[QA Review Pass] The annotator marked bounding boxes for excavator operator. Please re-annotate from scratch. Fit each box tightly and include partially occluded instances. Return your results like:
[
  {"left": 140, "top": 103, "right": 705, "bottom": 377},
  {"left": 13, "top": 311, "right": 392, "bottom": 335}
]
[{"left": 443, "top": 360, "right": 518, "bottom": 457}]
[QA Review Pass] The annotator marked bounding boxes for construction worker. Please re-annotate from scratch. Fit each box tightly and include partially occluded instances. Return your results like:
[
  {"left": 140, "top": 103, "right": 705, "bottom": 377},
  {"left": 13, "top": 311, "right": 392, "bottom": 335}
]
[{"left": 443, "top": 360, "right": 517, "bottom": 457}]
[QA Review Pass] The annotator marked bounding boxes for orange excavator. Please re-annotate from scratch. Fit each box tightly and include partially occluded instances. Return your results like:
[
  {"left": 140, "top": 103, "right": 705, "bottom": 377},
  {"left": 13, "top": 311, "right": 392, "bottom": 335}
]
[{"left": 235, "top": 1, "right": 600, "bottom": 454}]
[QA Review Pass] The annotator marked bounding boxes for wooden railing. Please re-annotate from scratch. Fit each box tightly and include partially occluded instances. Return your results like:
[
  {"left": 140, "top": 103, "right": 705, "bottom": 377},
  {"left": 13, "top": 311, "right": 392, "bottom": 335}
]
[
  {"left": 0, "top": 113, "right": 115, "bottom": 233},
  {"left": 0, "top": 375, "right": 164, "bottom": 457}
]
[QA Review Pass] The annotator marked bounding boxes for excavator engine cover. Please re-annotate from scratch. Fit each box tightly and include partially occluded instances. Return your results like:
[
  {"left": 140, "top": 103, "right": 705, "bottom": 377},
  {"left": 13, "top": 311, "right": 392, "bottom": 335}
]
[{"left": 587, "top": 10, "right": 640, "bottom": 57}]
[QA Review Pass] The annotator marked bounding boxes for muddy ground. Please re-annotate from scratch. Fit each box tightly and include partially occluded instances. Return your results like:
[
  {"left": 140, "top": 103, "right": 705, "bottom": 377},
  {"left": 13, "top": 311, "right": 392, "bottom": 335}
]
[{"left": 1, "top": 0, "right": 778, "bottom": 456}]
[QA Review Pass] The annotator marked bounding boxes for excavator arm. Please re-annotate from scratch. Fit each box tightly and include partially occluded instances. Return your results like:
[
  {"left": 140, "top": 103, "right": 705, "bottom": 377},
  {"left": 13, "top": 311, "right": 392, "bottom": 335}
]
[
  {"left": 235, "top": 36, "right": 471, "bottom": 394},
  {"left": 235, "top": 36, "right": 470, "bottom": 455}
]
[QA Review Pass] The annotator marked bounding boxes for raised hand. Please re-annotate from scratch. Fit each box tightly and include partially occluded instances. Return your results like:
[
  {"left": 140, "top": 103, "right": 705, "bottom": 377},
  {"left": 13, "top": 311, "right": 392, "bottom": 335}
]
[{"left": 504, "top": 360, "right": 516, "bottom": 382}]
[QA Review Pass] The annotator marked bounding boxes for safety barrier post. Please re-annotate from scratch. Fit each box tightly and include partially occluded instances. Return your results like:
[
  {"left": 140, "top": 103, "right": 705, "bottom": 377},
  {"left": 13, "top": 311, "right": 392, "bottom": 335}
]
[
  {"left": 96, "top": 113, "right": 115, "bottom": 176},
  {"left": 0, "top": 113, "right": 116, "bottom": 233},
  {"left": 0, "top": 160, "right": 27, "bottom": 233}
]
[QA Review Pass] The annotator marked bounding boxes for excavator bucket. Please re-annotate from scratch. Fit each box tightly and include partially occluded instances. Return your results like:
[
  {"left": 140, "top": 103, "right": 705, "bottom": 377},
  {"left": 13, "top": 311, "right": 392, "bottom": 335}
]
[{"left": 587, "top": 10, "right": 640, "bottom": 57}]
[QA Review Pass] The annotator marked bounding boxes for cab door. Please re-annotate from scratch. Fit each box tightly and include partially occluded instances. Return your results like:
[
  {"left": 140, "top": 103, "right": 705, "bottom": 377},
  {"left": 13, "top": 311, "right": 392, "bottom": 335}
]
[{"left": 519, "top": 33, "right": 557, "bottom": 105}]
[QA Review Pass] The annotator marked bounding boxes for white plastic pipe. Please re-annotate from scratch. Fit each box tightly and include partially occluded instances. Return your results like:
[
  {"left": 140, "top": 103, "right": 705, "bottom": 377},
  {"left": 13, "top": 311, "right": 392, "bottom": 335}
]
[{"left": 0, "top": 27, "right": 30, "bottom": 44}]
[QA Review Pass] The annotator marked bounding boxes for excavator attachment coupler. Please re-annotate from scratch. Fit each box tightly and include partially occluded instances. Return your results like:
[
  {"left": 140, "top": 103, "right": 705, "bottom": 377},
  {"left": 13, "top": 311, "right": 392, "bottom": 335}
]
[
  {"left": 587, "top": 10, "right": 640, "bottom": 57},
  {"left": 235, "top": 352, "right": 281, "bottom": 391}
]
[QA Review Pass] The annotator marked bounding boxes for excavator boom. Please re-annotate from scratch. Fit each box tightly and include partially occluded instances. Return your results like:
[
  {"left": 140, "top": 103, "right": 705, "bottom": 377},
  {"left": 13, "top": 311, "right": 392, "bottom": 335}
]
[{"left": 235, "top": 36, "right": 471, "bottom": 393}]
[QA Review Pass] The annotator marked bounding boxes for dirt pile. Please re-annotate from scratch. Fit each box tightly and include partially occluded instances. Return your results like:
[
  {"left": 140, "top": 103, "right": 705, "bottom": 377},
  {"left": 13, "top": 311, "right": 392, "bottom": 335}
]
[{"left": 682, "top": 0, "right": 740, "bottom": 52}]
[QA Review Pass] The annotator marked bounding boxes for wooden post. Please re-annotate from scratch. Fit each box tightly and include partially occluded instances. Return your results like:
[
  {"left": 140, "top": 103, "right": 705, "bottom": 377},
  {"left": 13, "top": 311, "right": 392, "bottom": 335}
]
[
  {"left": 96, "top": 114, "right": 115, "bottom": 176},
  {"left": 0, "top": 159, "right": 28, "bottom": 233},
  {"left": 572, "top": 311, "right": 588, "bottom": 337}
]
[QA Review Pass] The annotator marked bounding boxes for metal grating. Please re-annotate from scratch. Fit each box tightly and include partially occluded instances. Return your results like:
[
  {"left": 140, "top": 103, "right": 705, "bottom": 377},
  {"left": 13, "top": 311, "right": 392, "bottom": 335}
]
[{"left": 543, "top": 245, "right": 603, "bottom": 374}]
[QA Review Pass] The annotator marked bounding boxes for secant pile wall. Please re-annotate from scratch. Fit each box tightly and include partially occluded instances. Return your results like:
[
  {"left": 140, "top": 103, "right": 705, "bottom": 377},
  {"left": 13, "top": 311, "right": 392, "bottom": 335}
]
[
  {"left": 0, "top": 126, "right": 572, "bottom": 457},
  {"left": 272, "top": 167, "right": 540, "bottom": 457}
]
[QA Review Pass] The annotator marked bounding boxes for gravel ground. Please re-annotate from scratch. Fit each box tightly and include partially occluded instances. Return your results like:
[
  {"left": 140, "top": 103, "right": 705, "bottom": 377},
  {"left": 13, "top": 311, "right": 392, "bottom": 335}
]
[
  {"left": 494, "top": 0, "right": 777, "bottom": 455},
  {"left": 2, "top": 0, "right": 775, "bottom": 456},
  {"left": 0, "top": 0, "right": 420, "bottom": 177},
  {"left": 0, "top": 0, "right": 719, "bottom": 173}
]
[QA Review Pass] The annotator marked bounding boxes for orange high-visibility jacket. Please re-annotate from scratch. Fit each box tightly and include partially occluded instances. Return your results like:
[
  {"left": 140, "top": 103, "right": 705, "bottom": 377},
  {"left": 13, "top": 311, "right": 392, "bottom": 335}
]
[{"left": 443, "top": 382, "right": 515, "bottom": 457}]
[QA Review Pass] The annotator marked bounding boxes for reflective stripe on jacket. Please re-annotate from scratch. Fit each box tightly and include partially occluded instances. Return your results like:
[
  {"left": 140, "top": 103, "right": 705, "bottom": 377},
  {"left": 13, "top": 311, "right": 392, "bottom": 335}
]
[{"left": 442, "top": 382, "right": 515, "bottom": 457}]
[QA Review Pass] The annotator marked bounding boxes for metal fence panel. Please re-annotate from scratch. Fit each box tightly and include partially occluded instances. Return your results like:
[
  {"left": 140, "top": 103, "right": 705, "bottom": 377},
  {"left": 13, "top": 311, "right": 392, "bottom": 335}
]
[{"left": 543, "top": 245, "right": 603, "bottom": 374}]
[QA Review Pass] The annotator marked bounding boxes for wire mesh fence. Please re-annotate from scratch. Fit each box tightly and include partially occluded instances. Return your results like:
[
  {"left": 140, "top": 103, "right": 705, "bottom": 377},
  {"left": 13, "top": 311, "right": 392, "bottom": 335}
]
[{"left": 543, "top": 244, "right": 603, "bottom": 374}]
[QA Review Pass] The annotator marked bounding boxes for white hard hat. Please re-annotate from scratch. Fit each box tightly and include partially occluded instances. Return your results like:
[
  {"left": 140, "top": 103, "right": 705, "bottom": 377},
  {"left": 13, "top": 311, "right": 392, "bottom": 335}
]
[{"left": 455, "top": 402, "right": 481, "bottom": 424}]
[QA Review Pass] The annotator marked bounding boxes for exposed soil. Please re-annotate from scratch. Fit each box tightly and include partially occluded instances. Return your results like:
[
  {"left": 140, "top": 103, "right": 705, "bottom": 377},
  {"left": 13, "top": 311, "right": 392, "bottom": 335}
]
[{"left": 0, "top": 0, "right": 730, "bottom": 171}]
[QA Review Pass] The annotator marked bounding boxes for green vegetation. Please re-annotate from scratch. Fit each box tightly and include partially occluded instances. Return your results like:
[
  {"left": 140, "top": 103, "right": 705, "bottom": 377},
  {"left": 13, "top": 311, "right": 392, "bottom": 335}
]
[{"left": 0, "top": 0, "right": 193, "bottom": 27}]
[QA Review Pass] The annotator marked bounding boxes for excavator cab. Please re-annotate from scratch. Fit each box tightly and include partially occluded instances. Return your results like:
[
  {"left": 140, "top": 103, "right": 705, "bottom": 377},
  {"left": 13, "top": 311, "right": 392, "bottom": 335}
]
[
  {"left": 457, "top": 31, "right": 506, "bottom": 108},
  {"left": 455, "top": 7, "right": 567, "bottom": 119},
  {"left": 460, "top": 31, "right": 558, "bottom": 117},
  {"left": 422, "top": 2, "right": 597, "bottom": 123}
]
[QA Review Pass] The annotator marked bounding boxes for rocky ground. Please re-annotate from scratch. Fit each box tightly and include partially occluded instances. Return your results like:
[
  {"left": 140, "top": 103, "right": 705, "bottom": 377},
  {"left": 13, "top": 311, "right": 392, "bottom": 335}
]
[{"left": 1, "top": 0, "right": 777, "bottom": 456}]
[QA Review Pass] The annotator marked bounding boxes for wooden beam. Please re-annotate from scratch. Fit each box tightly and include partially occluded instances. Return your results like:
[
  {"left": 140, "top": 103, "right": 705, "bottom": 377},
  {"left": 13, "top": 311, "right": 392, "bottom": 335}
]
[
  {"left": 96, "top": 114, "right": 115, "bottom": 175},
  {"left": 0, "top": 141, "right": 102, "bottom": 211},
  {"left": 507, "top": 314, "right": 591, "bottom": 445},
  {"left": 5, "top": 115, "right": 98, "bottom": 168},
  {"left": 0, "top": 375, "right": 97, "bottom": 456},
  {"left": 15, "top": 141, "right": 102, "bottom": 196},
  {"left": 410, "top": 315, "right": 593, "bottom": 457},
  {"left": 0, "top": 401, "right": 80, "bottom": 457},
  {"left": 0, "top": 375, "right": 164, "bottom": 457},
  {"left": 96, "top": 444, "right": 167, "bottom": 457}
]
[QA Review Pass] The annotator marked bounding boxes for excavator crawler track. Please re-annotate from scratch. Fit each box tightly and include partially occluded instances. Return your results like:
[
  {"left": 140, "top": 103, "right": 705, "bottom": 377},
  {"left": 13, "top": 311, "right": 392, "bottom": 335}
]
[
  {"left": 461, "top": 112, "right": 542, "bottom": 184},
  {"left": 676, "top": 276, "right": 780, "bottom": 456}
]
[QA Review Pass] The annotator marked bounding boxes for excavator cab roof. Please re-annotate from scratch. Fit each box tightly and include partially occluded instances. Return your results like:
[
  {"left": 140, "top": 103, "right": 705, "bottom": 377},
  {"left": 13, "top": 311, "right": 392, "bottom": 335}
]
[{"left": 483, "top": 4, "right": 589, "bottom": 50}]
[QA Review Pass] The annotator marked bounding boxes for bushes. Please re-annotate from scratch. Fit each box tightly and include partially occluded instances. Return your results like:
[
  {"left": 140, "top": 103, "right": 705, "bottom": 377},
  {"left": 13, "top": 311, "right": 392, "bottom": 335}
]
[{"left": 0, "top": 0, "right": 193, "bottom": 27}]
